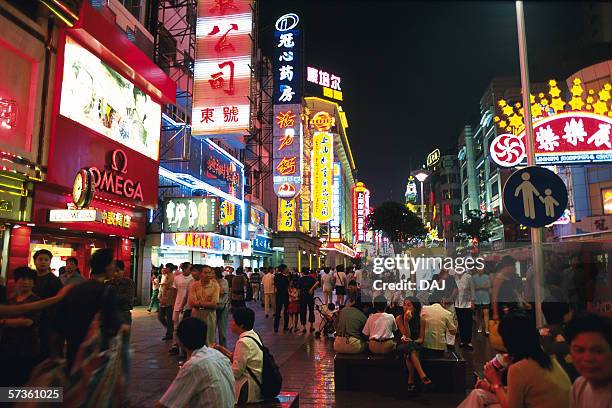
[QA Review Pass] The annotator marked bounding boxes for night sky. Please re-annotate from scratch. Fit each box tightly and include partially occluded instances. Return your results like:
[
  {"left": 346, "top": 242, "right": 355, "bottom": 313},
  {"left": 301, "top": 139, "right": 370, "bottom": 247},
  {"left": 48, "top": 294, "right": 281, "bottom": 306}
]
[{"left": 259, "top": 1, "right": 587, "bottom": 204}]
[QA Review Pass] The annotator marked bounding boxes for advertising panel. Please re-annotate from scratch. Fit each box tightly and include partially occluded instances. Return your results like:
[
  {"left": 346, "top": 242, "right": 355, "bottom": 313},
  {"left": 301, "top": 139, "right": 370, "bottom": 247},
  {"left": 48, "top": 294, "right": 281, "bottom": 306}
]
[
  {"left": 353, "top": 182, "right": 369, "bottom": 243},
  {"left": 604, "top": 188, "right": 612, "bottom": 215},
  {"left": 201, "top": 140, "right": 244, "bottom": 200},
  {"left": 273, "top": 104, "right": 302, "bottom": 198},
  {"left": 192, "top": 0, "right": 253, "bottom": 136},
  {"left": 163, "top": 197, "right": 218, "bottom": 233},
  {"left": 162, "top": 232, "right": 251, "bottom": 257},
  {"left": 306, "top": 66, "right": 343, "bottom": 101},
  {"left": 59, "top": 36, "right": 162, "bottom": 160},
  {"left": 278, "top": 198, "right": 297, "bottom": 232},
  {"left": 312, "top": 132, "right": 333, "bottom": 223},
  {"left": 330, "top": 162, "right": 342, "bottom": 242},
  {"left": 252, "top": 235, "right": 272, "bottom": 255},
  {"left": 273, "top": 13, "right": 302, "bottom": 105}
]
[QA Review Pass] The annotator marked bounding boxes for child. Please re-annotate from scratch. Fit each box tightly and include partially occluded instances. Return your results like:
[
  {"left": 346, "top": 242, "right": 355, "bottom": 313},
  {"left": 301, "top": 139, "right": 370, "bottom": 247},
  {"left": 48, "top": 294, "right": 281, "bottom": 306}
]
[{"left": 288, "top": 281, "right": 300, "bottom": 333}]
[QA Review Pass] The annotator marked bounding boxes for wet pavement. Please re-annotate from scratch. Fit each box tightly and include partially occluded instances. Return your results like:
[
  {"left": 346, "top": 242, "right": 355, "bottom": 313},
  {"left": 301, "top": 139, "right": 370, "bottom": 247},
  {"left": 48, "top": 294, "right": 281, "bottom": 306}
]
[{"left": 129, "top": 295, "right": 494, "bottom": 407}]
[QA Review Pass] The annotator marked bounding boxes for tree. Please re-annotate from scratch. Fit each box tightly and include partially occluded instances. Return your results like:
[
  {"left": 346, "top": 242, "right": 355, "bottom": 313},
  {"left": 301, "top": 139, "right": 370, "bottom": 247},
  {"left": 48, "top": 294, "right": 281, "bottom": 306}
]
[
  {"left": 368, "top": 201, "right": 426, "bottom": 252},
  {"left": 457, "top": 210, "right": 496, "bottom": 243}
]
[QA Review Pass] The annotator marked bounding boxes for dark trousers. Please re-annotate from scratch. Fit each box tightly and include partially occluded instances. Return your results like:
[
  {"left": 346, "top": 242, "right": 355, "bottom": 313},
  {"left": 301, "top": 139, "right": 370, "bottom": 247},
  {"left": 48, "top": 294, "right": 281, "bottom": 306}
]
[
  {"left": 158, "top": 306, "right": 174, "bottom": 338},
  {"left": 455, "top": 307, "right": 473, "bottom": 344},
  {"left": 300, "top": 295, "right": 315, "bottom": 326},
  {"left": 274, "top": 294, "right": 289, "bottom": 331}
]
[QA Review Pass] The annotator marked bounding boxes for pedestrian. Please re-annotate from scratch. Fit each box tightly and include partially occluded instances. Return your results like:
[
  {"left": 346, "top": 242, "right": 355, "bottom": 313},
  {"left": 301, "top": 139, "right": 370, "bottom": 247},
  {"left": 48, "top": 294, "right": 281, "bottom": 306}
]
[
  {"left": 363, "top": 295, "right": 397, "bottom": 354},
  {"left": 188, "top": 265, "right": 219, "bottom": 346},
  {"left": 230, "top": 267, "right": 247, "bottom": 309},
  {"left": 31, "top": 249, "right": 62, "bottom": 358},
  {"left": 429, "top": 268, "right": 458, "bottom": 350},
  {"left": 148, "top": 270, "right": 160, "bottom": 313},
  {"left": 156, "top": 318, "right": 235, "bottom": 408},
  {"left": 472, "top": 265, "right": 491, "bottom": 335},
  {"left": 321, "top": 267, "right": 334, "bottom": 305},
  {"left": 250, "top": 267, "right": 262, "bottom": 302},
  {"left": 334, "top": 265, "right": 348, "bottom": 307},
  {"left": 215, "top": 267, "right": 230, "bottom": 347},
  {"left": 0, "top": 267, "right": 42, "bottom": 386},
  {"left": 59, "top": 257, "right": 85, "bottom": 286},
  {"left": 299, "top": 267, "right": 319, "bottom": 333},
  {"left": 52, "top": 248, "right": 125, "bottom": 368},
  {"left": 109, "top": 260, "right": 135, "bottom": 325},
  {"left": 346, "top": 280, "right": 362, "bottom": 308},
  {"left": 273, "top": 264, "right": 290, "bottom": 333},
  {"left": 420, "top": 299, "right": 457, "bottom": 358},
  {"left": 170, "top": 263, "right": 194, "bottom": 354},
  {"left": 158, "top": 267, "right": 176, "bottom": 341},
  {"left": 540, "top": 301, "right": 578, "bottom": 382},
  {"left": 565, "top": 313, "right": 612, "bottom": 408},
  {"left": 288, "top": 280, "right": 300, "bottom": 333},
  {"left": 212, "top": 307, "right": 264, "bottom": 404},
  {"left": 454, "top": 269, "right": 474, "bottom": 349},
  {"left": 262, "top": 266, "right": 275, "bottom": 318},
  {"left": 492, "top": 256, "right": 527, "bottom": 321}
]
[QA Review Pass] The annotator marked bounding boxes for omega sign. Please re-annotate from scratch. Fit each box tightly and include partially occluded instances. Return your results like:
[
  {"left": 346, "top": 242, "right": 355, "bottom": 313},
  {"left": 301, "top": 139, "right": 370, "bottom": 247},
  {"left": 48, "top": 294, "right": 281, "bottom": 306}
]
[{"left": 82, "top": 149, "right": 144, "bottom": 202}]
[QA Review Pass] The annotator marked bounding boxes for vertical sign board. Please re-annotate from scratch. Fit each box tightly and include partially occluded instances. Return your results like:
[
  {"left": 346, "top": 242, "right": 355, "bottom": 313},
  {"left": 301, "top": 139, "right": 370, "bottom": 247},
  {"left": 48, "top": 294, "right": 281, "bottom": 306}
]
[
  {"left": 273, "top": 13, "right": 302, "bottom": 106},
  {"left": 278, "top": 198, "right": 297, "bottom": 232},
  {"left": 192, "top": 0, "right": 253, "bottom": 136},
  {"left": 273, "top": 104, "right": 302, "bottom": 198},
  {"left": 353, "top": 182, "right": 369, "bottom": 243},
  {"left": 330, "top": 162, "right": 342, "bottom": 242},
  {"left": 312, "top": 132, "right": 333, "bottom": 223}
]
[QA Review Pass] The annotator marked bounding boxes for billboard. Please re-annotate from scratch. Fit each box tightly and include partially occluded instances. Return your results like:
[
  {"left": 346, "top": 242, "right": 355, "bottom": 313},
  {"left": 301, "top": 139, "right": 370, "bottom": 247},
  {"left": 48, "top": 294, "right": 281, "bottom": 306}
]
[
  {"left": 192, "top": 0, "right": 253, "bottom": 136},
  {"left": 353, "top": 182, "right": 369, "bottom": 243},
  {"left": 330, "top": 162, "right": 342, "bottom": 242},
  {"left": 273, "top": 104, "right": 302, "bottom": 198},
  {"left": 306, "top": 66, "right": 343, "bottom": 101},
  {"left": 312, "top": 131, "right": 333, "bottom": 223},
  {"left": 278, "top": 198, "right": 297, "bottom": 232},
  {"left": 201, "top": 140, "right": 244, "bottom": 200},
  {"left": 273, "top": 13, "right": 302, "bottom": 104},
  {"left": 162, "top": 232, "right": 251, "bottom": 257},
  {"left": 59, "top": 36, "right": 162, "bottom": 161},
  {"left": 163, "top": 197, "right": 218, "bottom": 233}
]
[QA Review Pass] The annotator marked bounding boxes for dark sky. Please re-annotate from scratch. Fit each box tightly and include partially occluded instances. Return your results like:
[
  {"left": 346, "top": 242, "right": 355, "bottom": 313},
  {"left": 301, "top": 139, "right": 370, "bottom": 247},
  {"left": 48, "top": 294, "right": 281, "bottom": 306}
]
[{"left": 259, "top": 1, "right": 587, "bottom": 204}]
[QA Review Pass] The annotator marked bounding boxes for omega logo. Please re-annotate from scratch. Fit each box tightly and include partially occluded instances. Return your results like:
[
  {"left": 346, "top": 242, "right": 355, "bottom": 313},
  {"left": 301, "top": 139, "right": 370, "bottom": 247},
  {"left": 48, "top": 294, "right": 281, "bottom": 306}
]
[{"left": 88, "top": 149, "right": 143, "bottom": 202}]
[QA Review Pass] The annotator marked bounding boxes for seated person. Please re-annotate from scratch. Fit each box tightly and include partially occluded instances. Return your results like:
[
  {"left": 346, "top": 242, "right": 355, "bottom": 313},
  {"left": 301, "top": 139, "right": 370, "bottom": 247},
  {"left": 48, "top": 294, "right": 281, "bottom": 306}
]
[
  {"left": 363, "top": 295, "right": 397, "bottom": 354},
  {"left": 420, "top": 300, "right": 457, "bottom": 358},
  {"left": 213, "top": 307, "right": 264, "bottom": 404},
  {"left": 156, "top": 318, "right": 235, "bottom": 408},
  {"left": 540, "top": 300, "right": 579, "bottom": 381},
  {"left": 334, "top": 300, "right": 367, "bottom": 354},
  {"left": 458, "top": 313, "right": 571, "bottom": 408},
  {"left": 396, "top": 296, "right": 431, "bottom": 391},
  {"left": 346, "top": 280, "right": 362, "bottom": 308},
  {"left": 565, "top": 313, "right": 612, "bottom": 408}
]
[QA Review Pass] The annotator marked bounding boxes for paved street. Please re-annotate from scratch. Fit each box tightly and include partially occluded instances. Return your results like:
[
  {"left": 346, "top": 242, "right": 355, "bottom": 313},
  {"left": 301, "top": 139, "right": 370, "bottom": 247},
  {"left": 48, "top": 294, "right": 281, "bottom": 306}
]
[{"left": 129, "top": 292, "right": 494, "bottom": 407}]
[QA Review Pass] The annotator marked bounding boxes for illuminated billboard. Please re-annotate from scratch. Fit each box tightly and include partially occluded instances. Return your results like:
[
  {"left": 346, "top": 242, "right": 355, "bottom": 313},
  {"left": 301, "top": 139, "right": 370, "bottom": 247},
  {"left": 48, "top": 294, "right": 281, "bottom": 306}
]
[
  {"left": 278, "top": 198, "right": 297, "bottom": 232},
  {"left": 163, "top": 197, "right": 218, "bottom": 233},
  {"left": 274, "top": 13, "right": 302, "bottom": 104},
  {"left": 330, "top": 162, "right": 342, "bottom": 242},
  {"left": 192, "top": 0, "right": 253, "bottom": 136},
  {"left": 306, "top": 66, "right": 342, "bottom": 101},
  {"left": 273, "top": 104, "right": 303, "bottom": 198},
  {"left": 353, "top": 182, "right": 369, "bottom": 243},
  {"left": 59, "top": 36, "right": 162, "bottom": 160},
  {"left": 312, "top": 131, "right": 333, "bottom": 223}
]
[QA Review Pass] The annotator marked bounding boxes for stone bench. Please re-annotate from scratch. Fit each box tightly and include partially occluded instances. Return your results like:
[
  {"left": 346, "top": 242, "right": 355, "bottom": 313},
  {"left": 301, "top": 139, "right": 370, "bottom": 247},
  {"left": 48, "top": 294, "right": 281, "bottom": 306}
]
[
  {"left": 247, "top": 392, "right": 299, "bottom": 408},
  {"left": 334, "top": 351, "right": 466, "bottom": 394}
]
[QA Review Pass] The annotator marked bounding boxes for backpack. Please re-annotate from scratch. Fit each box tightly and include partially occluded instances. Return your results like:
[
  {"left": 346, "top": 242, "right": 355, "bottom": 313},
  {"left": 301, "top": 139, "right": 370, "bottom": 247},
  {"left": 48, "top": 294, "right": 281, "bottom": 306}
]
[{"left": 244, "top": 335, "right": 282, "bottom": 400}]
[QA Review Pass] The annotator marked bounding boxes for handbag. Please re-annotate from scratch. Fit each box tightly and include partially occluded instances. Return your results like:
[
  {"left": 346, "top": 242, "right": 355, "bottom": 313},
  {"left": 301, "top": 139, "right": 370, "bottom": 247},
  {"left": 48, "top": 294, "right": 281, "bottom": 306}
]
[{"left": 488, "top": 319, "right": 507, "bottom": 352}]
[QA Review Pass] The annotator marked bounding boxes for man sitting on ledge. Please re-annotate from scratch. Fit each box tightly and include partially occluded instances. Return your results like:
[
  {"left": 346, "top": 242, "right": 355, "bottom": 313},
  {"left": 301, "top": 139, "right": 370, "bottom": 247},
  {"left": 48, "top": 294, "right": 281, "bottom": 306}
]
[{"left": 334, "top": 298, "right": 367, "bottom": 354}]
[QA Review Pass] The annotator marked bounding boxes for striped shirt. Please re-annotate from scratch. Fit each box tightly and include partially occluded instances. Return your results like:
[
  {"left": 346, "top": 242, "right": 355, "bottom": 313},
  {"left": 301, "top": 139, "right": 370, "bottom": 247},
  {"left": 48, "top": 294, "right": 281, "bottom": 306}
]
[{"left": 159, "top": 346, "right": 235, "bottom": 408}]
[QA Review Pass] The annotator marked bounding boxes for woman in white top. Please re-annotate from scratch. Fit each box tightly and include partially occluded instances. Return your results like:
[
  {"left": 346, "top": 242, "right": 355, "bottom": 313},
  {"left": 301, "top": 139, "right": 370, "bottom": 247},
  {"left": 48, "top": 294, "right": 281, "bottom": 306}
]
[
  {"left": 363, "top": 295, "right": 398, "bottom": 354},
  {"left": 334, "top": 265, "right": 348, "bottom": 307}
]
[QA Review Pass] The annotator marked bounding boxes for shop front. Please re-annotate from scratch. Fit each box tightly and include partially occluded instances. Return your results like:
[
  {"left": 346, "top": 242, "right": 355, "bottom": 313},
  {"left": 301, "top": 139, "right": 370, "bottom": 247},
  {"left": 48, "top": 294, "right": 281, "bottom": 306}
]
[
  {"left": 320, "top": 241, "right": 357, "bottom": 269},
  {"left": 272, "top": 231, "right": 322, "bottom": 271}
]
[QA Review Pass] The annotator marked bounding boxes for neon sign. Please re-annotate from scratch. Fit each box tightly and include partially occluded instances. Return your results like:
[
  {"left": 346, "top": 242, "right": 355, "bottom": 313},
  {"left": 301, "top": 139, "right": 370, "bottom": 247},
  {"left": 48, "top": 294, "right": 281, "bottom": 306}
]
[
  {"left": 89, "top": 149, "right": 144, "bottom": 201},
  {"left": 311, "top": 111, "right": 335, "bottom": 132},
  {"left": 306, "top": 67, "right": 343, "bottom": 101},
  {"left": 353, "top": 182, "right": 369, "bottom": 243},
  {"left": 273, "top": 13, "right": 302, "bottom": 104},
  {"left": 312, "top": 132, "right": 333, "bottom": 223},
  {"left": 278, "top": 198, "right": 297, "bottom": 232},
  {"left": 330, "top": 163, "right": 342, "bottom": 242},
  {"left": 426, "top": 148, "right": 441, "bottom": 167},
  {"left": 273, "top": 104, "right": 302, "bottom": 198},
  {"left": 192, "top": 0, "right": 253, "bottom": 136}
]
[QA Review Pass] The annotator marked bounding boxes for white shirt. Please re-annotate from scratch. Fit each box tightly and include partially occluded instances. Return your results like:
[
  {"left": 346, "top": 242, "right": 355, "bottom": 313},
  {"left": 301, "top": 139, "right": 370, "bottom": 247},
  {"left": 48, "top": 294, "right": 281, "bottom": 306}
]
[
  {"left": 173, "top": 274, "right": 194, "bottom": 312},
  {"left": 454, "top": 272, "right": 474, "bottom": 309},
  {"left": 262, "top": 273, "right": 275, "bottom": 294},
  {"left": 159, "top": 346, "right": 235, "bottom": 408},
  {"left": 354, "top": 269, "right": 363, "bottom": 285},
  {"left": 362, "top": 312, "right": 397, "bottom": 341},
  {"left": 232, "top": 330, "right": 264, "bottom": 403},
  {"left": 421, "top": 303, "right": 456, "bottom": 350},
  {"left": 321, "top": 273, "right": 334, "bottom": 291}
]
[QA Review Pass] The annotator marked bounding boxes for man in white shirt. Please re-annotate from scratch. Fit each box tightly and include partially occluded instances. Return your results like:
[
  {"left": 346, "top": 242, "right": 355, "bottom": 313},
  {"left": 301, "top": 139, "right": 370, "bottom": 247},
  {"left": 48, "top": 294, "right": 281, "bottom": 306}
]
[
  {"left": 213, "top": 307, "right": 263, "bottom": 404},
  {"left": 170, "top": 265, "right": 194, "bottom": 354},
  {"left": 421, "top": 301, "right": 457, "bottom": 358},
  {"left": 363, "top": 295, "right": 398, "bottom": 354},
  {"left": 156, "top": 318, "right": 235, "bottom": 408},
  {"left": 321, "top": 268, "right": 334, "bottom": 305},
  {"left": 454, "top": 270, "right": 475, "bottom": 349},
  {"left": 261, "top": 267, "right": 276, "bottom": 318}
]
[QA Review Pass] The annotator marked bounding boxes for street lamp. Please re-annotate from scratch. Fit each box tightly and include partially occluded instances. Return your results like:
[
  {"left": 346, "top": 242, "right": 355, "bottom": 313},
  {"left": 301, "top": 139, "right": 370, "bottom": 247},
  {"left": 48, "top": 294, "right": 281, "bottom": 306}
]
[{"left": 413, "top": 169, "right": 431, "bottom": 222}]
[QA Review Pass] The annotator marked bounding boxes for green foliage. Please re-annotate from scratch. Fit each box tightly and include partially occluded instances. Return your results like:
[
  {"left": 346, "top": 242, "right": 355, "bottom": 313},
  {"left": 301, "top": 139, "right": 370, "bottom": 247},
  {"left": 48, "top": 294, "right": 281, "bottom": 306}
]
[
  {"left": 368, "top": 201, "right": 426, "bottom": 243},
  {"left": 457, "top": 210, "right": 495, "bottom": 242}
]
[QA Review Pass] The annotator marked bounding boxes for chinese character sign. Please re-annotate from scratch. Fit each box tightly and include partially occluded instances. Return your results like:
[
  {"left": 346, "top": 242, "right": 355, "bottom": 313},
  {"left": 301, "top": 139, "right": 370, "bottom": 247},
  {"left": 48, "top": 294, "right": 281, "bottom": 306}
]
[
  {"left": 273, "top": 104, "right": 303, "bottom": 198},
  {"left": 278, "top": 197, "right": 297, "bottom": 232},
  {"left": 201, "top": 140, "right": 244, "bottom": 200},
  {"left": 192, "top": 0, "right": 253, "bottom": 136},
  {"left": 312, "top": 132, "right": 333, "bottom": 223},
  {"left": 490, "top": 112, "right": 612, "bottom": 167},
  {"left": 274, "top": 13, "right": 302, "bottom": 104},
  {"left": 353, "top": 182, "right": 369, "bottom": 243},
  {"left": 330, "top": 162, "right": 342, "bottom": 242},
  {"left": 306, "top": 66, "right": 343, "bottom": 102},
  {"left": 163, "top": 197, "right": 218, "bottom": 233}
]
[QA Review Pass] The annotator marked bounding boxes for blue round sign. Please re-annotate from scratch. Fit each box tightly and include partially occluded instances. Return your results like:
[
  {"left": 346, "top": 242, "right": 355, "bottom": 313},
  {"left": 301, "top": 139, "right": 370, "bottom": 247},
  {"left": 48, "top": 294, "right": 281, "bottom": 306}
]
[{"left": 502, "top": 166, "right": 568, "bottom": 228}]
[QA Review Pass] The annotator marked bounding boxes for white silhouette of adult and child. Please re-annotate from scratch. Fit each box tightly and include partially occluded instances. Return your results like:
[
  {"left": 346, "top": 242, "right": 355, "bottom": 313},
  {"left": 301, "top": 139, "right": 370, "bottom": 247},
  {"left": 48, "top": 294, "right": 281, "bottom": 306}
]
[{"left": 513, "top": 172, "right": 560, "bottom": 219}]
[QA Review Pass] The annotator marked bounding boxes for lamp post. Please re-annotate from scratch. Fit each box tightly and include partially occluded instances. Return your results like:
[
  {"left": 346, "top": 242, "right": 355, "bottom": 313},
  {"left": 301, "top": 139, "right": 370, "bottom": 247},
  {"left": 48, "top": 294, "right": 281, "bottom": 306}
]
[{"left": 413, "top": 169, "right": 430, "bottom": 223}]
